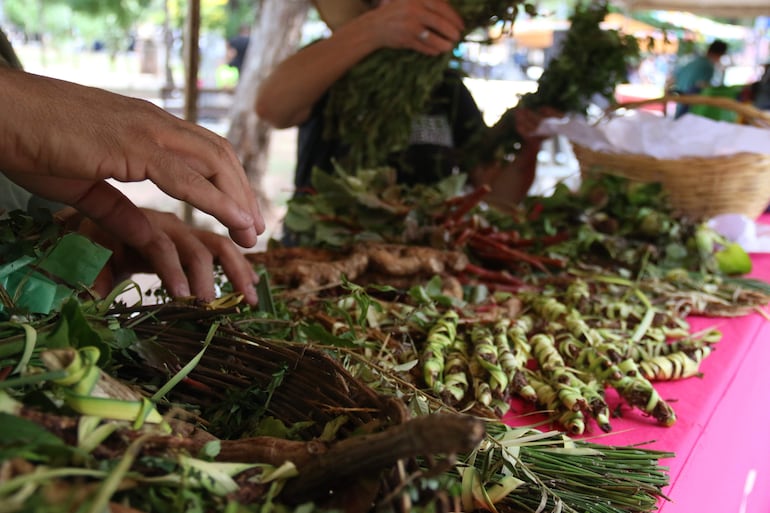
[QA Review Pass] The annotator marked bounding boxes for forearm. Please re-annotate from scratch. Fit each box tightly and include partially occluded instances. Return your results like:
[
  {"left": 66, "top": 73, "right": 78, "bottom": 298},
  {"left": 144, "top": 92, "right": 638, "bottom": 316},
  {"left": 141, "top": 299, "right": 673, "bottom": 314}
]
[
  {"left": 473, "top": 142, "right": 541, "bottom": 210},
  {"left": 255, "top": 11, "right": 383, "bottom": 128},
  {"left": 0, "top": 68, "right": 43, "bottom": 176},
  {"left": 255, "top": 0, "right": 463, "bottom": 129}
]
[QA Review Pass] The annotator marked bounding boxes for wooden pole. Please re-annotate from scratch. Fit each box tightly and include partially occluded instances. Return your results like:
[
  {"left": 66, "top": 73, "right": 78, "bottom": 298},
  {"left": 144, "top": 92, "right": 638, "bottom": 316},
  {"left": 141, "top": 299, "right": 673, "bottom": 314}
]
[{"left": 182, "top": 0, "right": 201, "bottom": 224}]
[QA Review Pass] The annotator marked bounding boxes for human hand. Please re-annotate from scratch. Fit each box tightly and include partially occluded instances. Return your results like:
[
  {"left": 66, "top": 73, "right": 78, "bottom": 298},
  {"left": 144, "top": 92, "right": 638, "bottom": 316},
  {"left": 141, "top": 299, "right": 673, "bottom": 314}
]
[
  {"left": 0, "top": 69, "right": 264, "bottom": 248},
  {"left": 59, "top": 207, "right": 259, "bottom": 305},
  {"left": 513, "top": 106, "right": 563, "bottom": 145},
  {"left": 366, "top": 0, "right": 464, "bottom": 56}
]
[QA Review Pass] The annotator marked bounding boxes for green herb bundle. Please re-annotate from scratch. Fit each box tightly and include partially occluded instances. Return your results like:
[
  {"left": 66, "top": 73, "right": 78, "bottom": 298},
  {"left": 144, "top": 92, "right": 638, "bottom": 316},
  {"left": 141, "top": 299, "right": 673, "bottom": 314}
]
[
  {"left": 283, "top": 163, "right": 756, "bottom": 280},
  {"left": 284, "top": 165, "right": 468, "bottom": 247},
  {"left": 0, "top": 270, "right": 674, "bottom": 513},
  {"left": 324, "top": 0, "right": 534, "bottom": 170},
  {"left": 477, "top": 0, "right": 641, "bottom": 162},
  {"left": 520, "top": 0, "right": 640, "bottom": 113}
]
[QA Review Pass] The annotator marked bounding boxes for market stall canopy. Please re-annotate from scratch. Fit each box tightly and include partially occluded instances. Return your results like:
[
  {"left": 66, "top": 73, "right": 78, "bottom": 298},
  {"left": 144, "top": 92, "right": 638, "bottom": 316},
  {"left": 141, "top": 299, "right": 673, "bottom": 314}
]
[
  {"left": 509, "top": 14, "right": 676, "bottom": 52},
  {"left": 603, "top": 12, "right": 661, "bottom": 36},
  {"left": 618, "top": 0, "right": 770, "bottom": 18},
  {"left": 602, "top": 13, "right": 679, "bottom": 54},
  {"left": 647, "top": 10, "right": 752, "bottom": 40},
  {"left": 508, "top": 18, "right": 569, "bottom": 48}
]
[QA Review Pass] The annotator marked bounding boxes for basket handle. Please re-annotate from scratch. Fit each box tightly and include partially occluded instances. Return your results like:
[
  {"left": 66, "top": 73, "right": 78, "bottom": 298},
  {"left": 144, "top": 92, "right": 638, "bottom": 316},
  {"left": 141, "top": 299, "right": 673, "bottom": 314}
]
[{"left": 610, "top": 94, "right": 770, "bottom": 128}]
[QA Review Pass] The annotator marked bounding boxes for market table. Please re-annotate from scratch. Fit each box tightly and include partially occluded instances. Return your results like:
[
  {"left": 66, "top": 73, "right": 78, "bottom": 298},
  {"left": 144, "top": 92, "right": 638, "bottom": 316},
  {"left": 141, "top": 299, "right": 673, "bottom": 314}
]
[{"left": 504, "top": 214, "right": 770, "bottom": 513}]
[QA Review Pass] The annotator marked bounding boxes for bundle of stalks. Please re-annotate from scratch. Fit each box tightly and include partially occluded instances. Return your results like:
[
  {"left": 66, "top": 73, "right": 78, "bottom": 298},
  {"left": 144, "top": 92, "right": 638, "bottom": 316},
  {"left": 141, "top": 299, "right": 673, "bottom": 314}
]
[
  {"left": 1, "top": 296, "right": 672, "bottom": 513},
  {"left": 325, "top": 0, "right": 533, "bottom": 169}
]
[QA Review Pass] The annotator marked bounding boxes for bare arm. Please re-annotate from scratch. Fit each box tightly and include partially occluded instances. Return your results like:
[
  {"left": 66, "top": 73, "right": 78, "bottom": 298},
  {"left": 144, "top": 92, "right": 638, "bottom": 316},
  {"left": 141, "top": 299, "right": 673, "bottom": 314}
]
[
  {"left": 478, "top": 141, "right": 542, "bottom": 210},
  {"left": 471, "top": 106, "right": 560, "bottom": 210},
  {"left": 0, "top": 68, "right": 264, "bottom": 248},
  {"left": 255, "top": 0, "right": 464, "bottom": 129}
]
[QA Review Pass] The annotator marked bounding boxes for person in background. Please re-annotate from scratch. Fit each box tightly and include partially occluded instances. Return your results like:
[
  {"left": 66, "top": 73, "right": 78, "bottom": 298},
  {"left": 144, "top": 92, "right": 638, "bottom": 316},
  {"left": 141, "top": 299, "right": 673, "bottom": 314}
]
[
  {"left": 226, "top": 25, "right": 251, "bottom": 77},
  {"left": 671, "top": 39, "right": 729, "bottom": 118},
  {"left": 255, "top": 0, "right": 557, "bottom": 220},
  {"left": 0, "top": 28, "right": 264, "bottom": 305},
  {"left": 745, "top": 62, "right": 770, "bottom": 111}
]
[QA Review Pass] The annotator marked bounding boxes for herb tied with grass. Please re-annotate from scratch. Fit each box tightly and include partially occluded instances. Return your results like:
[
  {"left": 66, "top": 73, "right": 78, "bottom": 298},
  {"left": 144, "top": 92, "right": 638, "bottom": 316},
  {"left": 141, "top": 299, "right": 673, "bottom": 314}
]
[
  {"left": 474, "top": 0, "right": 641, "bottom": 163},
  {"left": 324, "top": 0, "right": 536, "bottom": 170}
]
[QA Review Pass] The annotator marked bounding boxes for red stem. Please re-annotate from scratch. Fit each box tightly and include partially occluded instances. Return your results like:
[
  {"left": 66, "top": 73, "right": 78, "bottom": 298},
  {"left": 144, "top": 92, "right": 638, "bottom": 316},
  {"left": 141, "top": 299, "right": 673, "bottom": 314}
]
[
  {"left": 469, "top": 233, "right": 566, "bottom": 272},
  {"left": 442, "top": 184, "right": 491, "bottom": 226},
  {"left": 463, "top": 262, "right": 524, "bottom": 286},
  {"left": 182, "top": 376, "right": 215, "bottom": 393},
  {"left": 528, "top": 202, "right": 544, "bottom": 221}
]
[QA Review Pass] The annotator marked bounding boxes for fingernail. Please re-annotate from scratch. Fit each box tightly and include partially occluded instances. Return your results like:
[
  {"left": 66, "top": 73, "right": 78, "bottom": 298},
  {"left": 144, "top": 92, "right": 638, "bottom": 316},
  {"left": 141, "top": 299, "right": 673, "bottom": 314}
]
[
  {"left": 239, "top": 209, "right": 258, "bottom": 230},
  {"left": 233, "top": 226, "right": 258, "bottom": 248},
  {"left": 247, "top": 227, "right": 258, "bottom": 246},
  {"left": 240, "top": 206, "right": 254, "bottom": 220},
  {"left": 175, "top": 283, "right": 191, "bottom": 298}
]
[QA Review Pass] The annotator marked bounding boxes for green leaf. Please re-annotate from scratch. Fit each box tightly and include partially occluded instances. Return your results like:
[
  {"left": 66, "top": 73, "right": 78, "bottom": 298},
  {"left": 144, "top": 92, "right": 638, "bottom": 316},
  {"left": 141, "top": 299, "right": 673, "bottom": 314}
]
[
  {"left": 0, "top": 255, "right": 35, "bottom": 280},
  {"left": 39, "top": 299, "right": 110, "bottom": 364},
  {"left": 10, "top": 323, "right": 36, "bottom": 376},
  {"left": 254, "top": 416, "right": 294, "bottom": 438},
  {"left": 312, "top": 167, "right": 356, "bottom": 199},
  {"left": 256, "top": 268, "right": 276, "bottom": 316},
  {"left": 0, "top": 412, "right": 72, "bottom": 463},
  {"left": 283, "top": 202, "right": 315, "bottom": 232},
  {"left": 434, "top": 173, "right": 468, "bottom": 198},
  {"left": 178, "top": 455, "right": 260, "bottom": 495},
  {"left": 299, "top": 322, "right": 357, "bottom": 348},
  {"left": 107, "top": 327, "right": 139, "bottom": 351},
  {"left": 151, "top": 322, "right": 218, "bottom": 402},
  {"left": 200, "top": 440, "right": 221, "bottom": 459},
  {"left": 314, "top": 223, "right": 352, "bottom": 247}
]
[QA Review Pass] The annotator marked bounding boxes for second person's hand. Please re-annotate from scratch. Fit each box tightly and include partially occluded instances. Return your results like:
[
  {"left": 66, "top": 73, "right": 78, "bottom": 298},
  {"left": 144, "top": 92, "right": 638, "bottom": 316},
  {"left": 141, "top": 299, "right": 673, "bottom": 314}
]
[
  {"left": 367, "top": 0, "right": 465, "bottom": 55},
  {"left": 60, "top": 207, "right": 260, "bottom": 306}
]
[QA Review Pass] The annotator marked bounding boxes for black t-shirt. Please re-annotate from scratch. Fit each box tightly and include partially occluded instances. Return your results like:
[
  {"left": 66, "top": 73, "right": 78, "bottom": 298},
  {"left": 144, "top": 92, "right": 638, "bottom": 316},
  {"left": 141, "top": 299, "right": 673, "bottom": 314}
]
[
  {"left": 227, "top": 35, "right": 250, "bottom": 72},
  {"left": 294, "top": 69, "right": 485, "bottom": 193},
  {"left": 0, "top": 28, "right": 22, "bottom": 69}
]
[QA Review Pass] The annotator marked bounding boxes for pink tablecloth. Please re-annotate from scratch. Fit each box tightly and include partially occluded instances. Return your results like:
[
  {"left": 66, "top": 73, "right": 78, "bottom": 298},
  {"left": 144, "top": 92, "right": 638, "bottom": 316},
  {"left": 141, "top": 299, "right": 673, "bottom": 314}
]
[{"left": 505, "top": 215, "right": 770, "bottom": 513}]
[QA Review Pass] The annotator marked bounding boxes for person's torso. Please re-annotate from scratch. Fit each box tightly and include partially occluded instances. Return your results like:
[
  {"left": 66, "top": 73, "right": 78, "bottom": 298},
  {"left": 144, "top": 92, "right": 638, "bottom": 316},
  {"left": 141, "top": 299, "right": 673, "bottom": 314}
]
[
  {"left": 675, "top": 56, "right": 714, "bottom": 92},
  {"left": 295, "top": 70, "right": 484, "bottom": 192}
]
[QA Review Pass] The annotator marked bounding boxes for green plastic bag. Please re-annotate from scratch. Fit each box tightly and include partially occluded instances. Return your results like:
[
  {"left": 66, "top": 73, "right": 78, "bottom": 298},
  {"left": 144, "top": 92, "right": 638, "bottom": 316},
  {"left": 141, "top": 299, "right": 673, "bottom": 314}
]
[
  {"left": 688, "top": 85, "right": 745, "bottom": 123},
  {"left": 0, "top": 233, "right": 111, "bottom": 315},
  {"left": 38, "top": 233, "right": 111, "bottom": 287}
]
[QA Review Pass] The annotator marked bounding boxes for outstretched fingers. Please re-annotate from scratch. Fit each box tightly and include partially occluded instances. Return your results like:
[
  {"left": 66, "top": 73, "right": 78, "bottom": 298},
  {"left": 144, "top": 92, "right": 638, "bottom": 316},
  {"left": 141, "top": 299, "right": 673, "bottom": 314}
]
[
  {"left": 193, "top": 229, "right": 260, "bottom": 305},
  {"left": 142, "top": 124, "right": 265, "bottom": 249},
  {"left": 144, "top": 210, "right": 259, "bottom": 305},
  {"left": 71, "top": 181, "right": 193, "bottom": 298}
]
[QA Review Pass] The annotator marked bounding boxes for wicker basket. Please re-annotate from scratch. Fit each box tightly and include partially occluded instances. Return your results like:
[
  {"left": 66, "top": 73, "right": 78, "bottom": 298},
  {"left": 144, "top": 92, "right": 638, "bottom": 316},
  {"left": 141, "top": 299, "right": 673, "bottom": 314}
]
[{"left": 572, "top": 95, "right": 770, "bottom": 220}]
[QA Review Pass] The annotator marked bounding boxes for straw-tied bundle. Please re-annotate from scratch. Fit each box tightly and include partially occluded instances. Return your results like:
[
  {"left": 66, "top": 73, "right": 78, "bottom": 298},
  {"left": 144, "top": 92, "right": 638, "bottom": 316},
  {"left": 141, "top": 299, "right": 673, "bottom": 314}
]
[
  {"left": 119, "top": 298, "right": 679, "bottom": 512},
  {"left": 1, "top": 300, "right": 486, "bottom": 510},
  {"left": 1, "top": 295, "right": 674, "bottom": 513},
  {"left": 324, "top": 0, "right": 534, "bottom": 170}
]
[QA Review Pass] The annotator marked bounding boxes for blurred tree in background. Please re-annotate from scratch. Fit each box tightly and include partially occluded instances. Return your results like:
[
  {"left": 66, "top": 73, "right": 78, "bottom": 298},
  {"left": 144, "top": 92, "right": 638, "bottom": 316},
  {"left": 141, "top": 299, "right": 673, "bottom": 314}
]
[
  {"left": 224, "top": 0, "right": 257, "bottom": 39},
  {"left": 2, "top": 0, "right": 250, "bottom": 56},
  {"left": 5, "top": 0, "right": 151, "bottom": 62}
]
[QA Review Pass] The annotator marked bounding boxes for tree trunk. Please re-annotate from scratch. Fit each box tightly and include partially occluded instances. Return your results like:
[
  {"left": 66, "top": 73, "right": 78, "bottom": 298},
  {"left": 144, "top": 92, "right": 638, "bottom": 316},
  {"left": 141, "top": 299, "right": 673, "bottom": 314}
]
[
  {"left": 162, "top": 0, "right": 175, "bottom": 90},
  {"left": 227, "top": 0, "right": 310, "bottom": 235}
]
